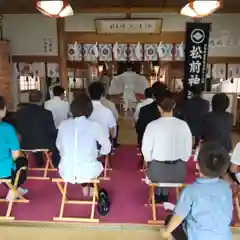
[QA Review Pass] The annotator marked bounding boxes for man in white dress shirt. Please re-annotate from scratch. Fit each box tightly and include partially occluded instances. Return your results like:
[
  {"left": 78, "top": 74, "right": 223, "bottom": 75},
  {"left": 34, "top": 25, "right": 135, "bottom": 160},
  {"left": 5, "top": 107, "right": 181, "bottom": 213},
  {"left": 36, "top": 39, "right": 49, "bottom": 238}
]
[
  {"left": 44, "top": 86, "right": 69, "bottom": 129},
  {"left": 57, "top": 94, "right": 111, "bottom": 197},
  {"left": 88, "top": 82, "right": 117, "bottom": 139},
  {"left": 142, "top": 98, "right": 192, "bottom": 203},
  {"left": 134, "top": 87, "right": 153, "bottom": 122},
  {"left": 100, "top": 88, "right": 120, "bottom": 149}
]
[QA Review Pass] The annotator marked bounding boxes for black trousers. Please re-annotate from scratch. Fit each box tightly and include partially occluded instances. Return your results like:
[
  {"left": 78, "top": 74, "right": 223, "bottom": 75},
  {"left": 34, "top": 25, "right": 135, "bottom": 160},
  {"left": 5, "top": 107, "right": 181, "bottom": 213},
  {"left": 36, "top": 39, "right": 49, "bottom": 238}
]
[
  {"left": 112, "top": 124, "right": 119, "bottom": 148},
  {"left": 3, "top": 157, "right": 28, "bottom": 188},
  {"left": 193, "top": 135, "right": 201, "bottom": 149},
  {"left": 34, "top": 144, "right": 60, "bottom": 168},
  {"left": 165, "top": 214, "right": 188, "bottom": 240},
  {"left": 82, "top": 183, "right": 94, "bottom": 187}
]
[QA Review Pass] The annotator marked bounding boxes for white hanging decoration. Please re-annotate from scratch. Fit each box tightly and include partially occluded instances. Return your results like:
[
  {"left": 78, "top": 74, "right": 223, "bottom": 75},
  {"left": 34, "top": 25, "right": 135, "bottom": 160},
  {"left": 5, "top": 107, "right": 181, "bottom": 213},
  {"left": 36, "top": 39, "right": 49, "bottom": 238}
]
[
  {"left": 157, "top": 42, "right": 165, "bottom": 59},
  {"left": 178, "top": 42, "right": 185, "bottom": 59},
  {"left": 135, "top": 42, "right": 141, "bottom": 60},
  {"left": 93, "top": 42, "right": 99, "bottom": 61},
  {"left": 73, "top": 41, "right": 79, "bottom": 60},
  {"left": 113, "top": 42, "right": 119, "bottom": 61}
]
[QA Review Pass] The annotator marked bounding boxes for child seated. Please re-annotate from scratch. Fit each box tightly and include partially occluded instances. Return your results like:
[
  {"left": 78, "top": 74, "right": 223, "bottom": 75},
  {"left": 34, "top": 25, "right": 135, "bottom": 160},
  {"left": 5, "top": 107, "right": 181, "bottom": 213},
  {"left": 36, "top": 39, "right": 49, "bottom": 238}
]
[{"left": 161, "top": 141, "right": 232, "bottom": 240}]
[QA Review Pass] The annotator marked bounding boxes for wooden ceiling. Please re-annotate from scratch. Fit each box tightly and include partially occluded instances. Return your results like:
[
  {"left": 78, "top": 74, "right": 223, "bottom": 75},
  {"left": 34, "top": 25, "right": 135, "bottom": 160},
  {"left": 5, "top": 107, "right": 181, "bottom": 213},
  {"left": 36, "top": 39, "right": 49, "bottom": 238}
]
[{"left": 0, "top": 0, "right": 240, "bottom": 14}]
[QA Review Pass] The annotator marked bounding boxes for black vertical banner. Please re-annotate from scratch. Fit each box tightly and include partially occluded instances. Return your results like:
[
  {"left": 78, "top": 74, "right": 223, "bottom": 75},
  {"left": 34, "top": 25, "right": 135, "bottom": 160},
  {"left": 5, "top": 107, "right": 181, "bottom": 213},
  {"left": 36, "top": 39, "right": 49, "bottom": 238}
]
[{"left": 183, "top": 22, "right": 210, "bottom": 99}]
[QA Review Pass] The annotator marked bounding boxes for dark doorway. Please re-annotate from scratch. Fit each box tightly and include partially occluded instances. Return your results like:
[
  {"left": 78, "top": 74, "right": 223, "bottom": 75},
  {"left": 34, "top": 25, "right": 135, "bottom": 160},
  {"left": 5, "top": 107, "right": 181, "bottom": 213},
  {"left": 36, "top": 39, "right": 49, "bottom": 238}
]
[{"left": 117, "top": 62, "right": 141, "bottom": 75}]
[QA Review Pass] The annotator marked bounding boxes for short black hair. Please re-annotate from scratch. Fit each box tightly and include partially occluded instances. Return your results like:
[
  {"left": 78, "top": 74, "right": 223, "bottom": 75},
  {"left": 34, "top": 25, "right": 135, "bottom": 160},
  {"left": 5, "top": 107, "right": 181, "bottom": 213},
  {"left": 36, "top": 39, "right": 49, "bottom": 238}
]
[
  {"left": 70, "top": 93, "right": 93, "bottom": 118},
  {"left": 191, "top": 85, "right": 202, "bottom": 95},
  {"left": 156, "top": 97, "right": 176, "bottom": 112},
  {"left": 151, "top": 82, "right": 167, "bottom": 99},
  {"left": 29, "top": 90, "right": 43, "bottom": 103},
  {"left": 198, "top": 141, "right": 230, "bottom": 178},
  {"left": 53, "top": 86, "right": 65, "bottom": 97},
  {"left": 0, "top": 96, "right": 5, "bottom": 110},
  {"left": 88, "top": 82, "right": 105, "bottom": 100},
  {"left": 144, "top": 87, "right": 152, "bottom": 98},
  {"left": 212, "top": 93, "right": 229, "bottom": 112}
]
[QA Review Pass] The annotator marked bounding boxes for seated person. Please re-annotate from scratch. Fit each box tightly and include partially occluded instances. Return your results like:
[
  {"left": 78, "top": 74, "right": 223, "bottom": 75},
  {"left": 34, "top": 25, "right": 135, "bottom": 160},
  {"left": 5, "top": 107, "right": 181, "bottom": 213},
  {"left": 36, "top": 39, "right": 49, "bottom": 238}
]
[
  {"left": 15, "top": 90, "right": 60, "bottom": 167},
  {"left": 100, "top": 87, "right": 120, "bottom": 149},
  {"left": 182, "top": 86, "right": 209, "bottom": 148},
  {"left": 229, "top": 142, "right": 240, "bottom": 184},
  {"left": 161, "top": 142, "right": 232, "bottom": 240},
  {"left": 142, "top": 98, "right": 192, "bottom": 203},
  {"left": 88, "top": 82, "right": 117, "bottom": 140},
  {"left": 56, "top": 94, "right": 111, "bottom": 196},
  {"left": 136, "top": 82, "right": 167, "bottom": 147},
  {"left": 134, "top": 87, "right": 153, "bottom": 122},
  {"left": 0, "top": 96, "right": 28, "bottom": 200},
  {"left": 44, "top": 85, "right": 69, "bottom": 129},
  {"left": 201, "top": 93, "right": 233, "bottom": 153}
]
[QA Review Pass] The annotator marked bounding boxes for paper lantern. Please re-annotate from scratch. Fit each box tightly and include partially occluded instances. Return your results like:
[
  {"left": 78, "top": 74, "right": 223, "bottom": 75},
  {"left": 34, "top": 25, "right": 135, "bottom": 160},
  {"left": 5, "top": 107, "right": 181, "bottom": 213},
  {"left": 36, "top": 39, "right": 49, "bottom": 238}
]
[
  {"left": 36, "top": 0, "right": 74, "bottom": 18},
  {"left": 181, "top": 0, "right": 222, "bottom": 18}
]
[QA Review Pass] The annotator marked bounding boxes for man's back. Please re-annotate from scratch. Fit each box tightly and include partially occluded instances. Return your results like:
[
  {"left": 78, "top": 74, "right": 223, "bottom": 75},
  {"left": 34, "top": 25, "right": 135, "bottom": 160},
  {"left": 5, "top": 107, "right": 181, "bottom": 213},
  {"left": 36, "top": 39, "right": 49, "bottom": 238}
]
[
  {"left": 15, "top": 104, "right": 57, "bottom": 149},
  {"left": 100, "top": 97, "right": 119, "bottom": 121},
  {"left": 201, "top": 111, "right": 233, "bottom": 152},
  {"left": 89, "top": 101, "right": 116, "bottom": 137},
  {"left": 44, "top": 97, "right": 69, "bottom": 129},
  {"left": 183, "top": 96, "right": 209, "bottom": 136},
  {"left": 136, "top": 101, "right": 160, "bottom": 142}
]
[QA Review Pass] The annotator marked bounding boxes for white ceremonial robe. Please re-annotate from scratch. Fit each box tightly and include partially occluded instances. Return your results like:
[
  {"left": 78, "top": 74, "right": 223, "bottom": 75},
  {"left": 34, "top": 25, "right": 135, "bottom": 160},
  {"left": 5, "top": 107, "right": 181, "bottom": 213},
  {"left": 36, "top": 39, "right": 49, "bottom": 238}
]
[
  {"left": 109, "top": 71, "right": 149, "bottom": 110},
  {"left": 56, "top": 116, "right": 111, "bottom": 184}
]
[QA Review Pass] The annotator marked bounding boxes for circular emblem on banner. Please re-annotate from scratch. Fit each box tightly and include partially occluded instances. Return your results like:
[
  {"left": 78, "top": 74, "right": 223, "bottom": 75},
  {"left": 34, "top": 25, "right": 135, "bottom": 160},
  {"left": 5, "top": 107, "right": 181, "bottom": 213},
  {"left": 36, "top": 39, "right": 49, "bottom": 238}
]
[{"left": 191, "top": 29, "right": 205, "bottom": 44}]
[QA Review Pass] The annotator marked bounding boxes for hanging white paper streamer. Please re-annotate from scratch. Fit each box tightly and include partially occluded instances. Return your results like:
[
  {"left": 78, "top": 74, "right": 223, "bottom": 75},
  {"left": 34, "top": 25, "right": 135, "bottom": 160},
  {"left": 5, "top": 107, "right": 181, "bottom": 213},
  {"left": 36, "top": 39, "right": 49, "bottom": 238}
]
[
  {"left": 178, "top": 42, "right": 185, "bottom": 59},
  {"left": 93, "top": 42, "right": 99, "bottom": 60},
  {"left": 113, "top": 42, "right": 119, "bottom": 61},
  {"left": 157, "top": 42, "right": 165, "bottom": 58},
  {"left": 135, "top": 42, "right": 141, "bottom": 60}
]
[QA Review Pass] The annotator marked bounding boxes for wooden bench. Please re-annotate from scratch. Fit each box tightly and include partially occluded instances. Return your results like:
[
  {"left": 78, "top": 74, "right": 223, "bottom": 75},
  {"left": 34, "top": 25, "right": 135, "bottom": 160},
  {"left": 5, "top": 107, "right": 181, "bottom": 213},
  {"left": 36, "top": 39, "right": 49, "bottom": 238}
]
[
  {"left": 145, "top": 177, "right": 184, "bottom": 225},
  {"left": 0, "top": 166, "right": 29, "bottom": 220},
  {"left": 52, "top": 178, "right": 99, "bottom": 223},
  {"left": 98, "top": 155, "right": 112, "bottom": 181},
  {"left": 21, "top": 149, "right": 57, "bottom": 180}
]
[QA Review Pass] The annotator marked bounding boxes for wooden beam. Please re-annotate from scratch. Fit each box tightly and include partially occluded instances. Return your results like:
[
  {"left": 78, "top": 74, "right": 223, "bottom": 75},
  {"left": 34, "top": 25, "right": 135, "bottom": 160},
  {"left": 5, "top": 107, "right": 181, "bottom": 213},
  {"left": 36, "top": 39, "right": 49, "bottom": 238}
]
[
  {"left": 12, "top": 55, "right": 58, "bottom": 63},
  {"left": 65, "top": 31, "right": 185, "bottom": 44},
  {"left": 2, "top": 7, "right": 240, "bottom": 14},
  {"left": 57, "top": 18, "right": 68, "bottom": 89}
]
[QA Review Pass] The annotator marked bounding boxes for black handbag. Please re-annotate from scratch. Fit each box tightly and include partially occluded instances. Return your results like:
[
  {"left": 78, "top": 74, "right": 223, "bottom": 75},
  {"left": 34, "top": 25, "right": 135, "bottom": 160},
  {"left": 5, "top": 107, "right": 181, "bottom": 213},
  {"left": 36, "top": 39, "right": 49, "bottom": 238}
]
[{"left": 97, "top": 188, "right": 110, "bottom": 216}]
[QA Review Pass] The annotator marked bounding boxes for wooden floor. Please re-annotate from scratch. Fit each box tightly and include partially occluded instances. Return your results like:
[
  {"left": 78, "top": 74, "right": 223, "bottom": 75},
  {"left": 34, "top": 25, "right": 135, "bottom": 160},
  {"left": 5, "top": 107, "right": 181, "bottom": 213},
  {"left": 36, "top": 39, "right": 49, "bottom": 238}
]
[{"left": 0, "top": 223, "right": 240, "bottom": 240}]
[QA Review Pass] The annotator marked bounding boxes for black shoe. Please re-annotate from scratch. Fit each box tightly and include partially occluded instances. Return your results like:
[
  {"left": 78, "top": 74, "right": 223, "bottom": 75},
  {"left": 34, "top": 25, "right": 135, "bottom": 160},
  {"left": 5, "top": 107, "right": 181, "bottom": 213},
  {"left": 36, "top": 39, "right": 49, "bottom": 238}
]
[
  {"left": 155, "top": 194, "right": 163, "bottom": 204},
  {"left": 154, "top": 194, "right": 169, "bottom": 204},
  {"left": 161, "top": 194, "right": 169, "bottom": 203}
]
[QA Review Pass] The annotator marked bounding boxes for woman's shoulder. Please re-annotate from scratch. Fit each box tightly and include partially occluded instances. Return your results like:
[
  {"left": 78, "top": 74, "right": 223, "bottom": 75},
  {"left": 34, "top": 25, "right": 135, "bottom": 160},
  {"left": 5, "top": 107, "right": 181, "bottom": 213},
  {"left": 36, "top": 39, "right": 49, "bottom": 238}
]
[
  {"left": 0, "top": 121, "right": 16, "bottom": 133},
  {"left": 0, "top": 121, "right": 14, "bottom": 129}
]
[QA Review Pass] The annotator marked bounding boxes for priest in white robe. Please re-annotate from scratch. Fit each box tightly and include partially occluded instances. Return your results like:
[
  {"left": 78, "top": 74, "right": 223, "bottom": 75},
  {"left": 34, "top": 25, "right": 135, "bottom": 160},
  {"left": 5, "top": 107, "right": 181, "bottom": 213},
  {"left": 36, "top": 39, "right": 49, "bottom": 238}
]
[
  {"left": 109, "top": 67, "right": 149, "bottom": 111},
  {"left": 56, "top": 94, "right": 111, "bottom": 196}
]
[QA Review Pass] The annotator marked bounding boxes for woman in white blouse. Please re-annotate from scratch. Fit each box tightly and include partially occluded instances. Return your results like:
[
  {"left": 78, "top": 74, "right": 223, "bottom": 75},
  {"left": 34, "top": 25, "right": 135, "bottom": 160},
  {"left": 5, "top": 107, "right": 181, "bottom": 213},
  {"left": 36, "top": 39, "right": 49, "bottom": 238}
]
[
  {"left": 142, "top": 97, "right": 192, "bottom": 203},
  {"left": 56, "top": 94, "right": 111, "bottom": 197}
]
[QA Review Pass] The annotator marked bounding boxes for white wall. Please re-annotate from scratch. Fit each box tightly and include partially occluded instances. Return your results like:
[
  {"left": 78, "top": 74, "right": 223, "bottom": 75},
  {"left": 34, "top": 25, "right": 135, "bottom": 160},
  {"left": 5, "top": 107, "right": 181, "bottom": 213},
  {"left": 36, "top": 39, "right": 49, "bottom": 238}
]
[
  {"left": 2, "top": 14, "right": 58, "bottom": 56},
  {"left": 3, "top": 13, "right": 240, "bottom": 57}
]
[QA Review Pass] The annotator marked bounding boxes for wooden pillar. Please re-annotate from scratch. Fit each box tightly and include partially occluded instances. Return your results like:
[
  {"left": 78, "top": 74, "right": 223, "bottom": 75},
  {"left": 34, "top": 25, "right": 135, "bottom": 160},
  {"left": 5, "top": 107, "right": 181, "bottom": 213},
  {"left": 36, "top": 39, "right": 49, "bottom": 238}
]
[
  {"left": 0, "top": 41, "right": 13, "bottom": 108},
  {"left": 57, "top": 18, "right": 68, "bottom": 89}
]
